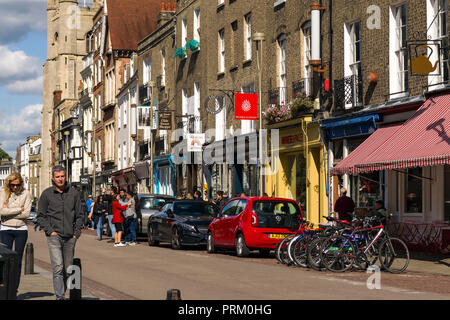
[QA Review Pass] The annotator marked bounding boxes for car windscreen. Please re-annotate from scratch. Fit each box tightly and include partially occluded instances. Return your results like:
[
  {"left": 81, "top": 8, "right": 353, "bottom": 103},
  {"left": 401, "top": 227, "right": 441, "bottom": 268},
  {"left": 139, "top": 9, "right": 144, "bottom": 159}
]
[
  {"left": 173, "top": 202, "right": 217, "bottom": 217},
  {"left": 140, "top": 197, "right": 173, "bottom": 210},
  {"left": 252, "top": 201, "right": 301, "bottom": 229}
]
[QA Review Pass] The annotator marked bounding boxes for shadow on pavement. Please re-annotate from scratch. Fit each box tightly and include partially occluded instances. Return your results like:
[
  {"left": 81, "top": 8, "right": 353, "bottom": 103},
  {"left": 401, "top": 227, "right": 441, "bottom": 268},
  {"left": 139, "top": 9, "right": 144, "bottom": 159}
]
[{"left": 17, "top": 292, "right": 54, "bottom": 300}]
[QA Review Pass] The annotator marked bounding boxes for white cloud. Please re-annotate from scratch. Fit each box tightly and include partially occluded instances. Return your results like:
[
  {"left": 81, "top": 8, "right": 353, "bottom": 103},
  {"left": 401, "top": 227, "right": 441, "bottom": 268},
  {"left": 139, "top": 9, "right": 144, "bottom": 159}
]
[
  {"left": 6, "top": 75, "right": 43, "bottom": 96},
  {"left": 0, "top": 45, "right": 42, "bottom": 95},
  {"left": 0, "top": 0, "right": 47, "bottom": 44},
  {"left": 0, "top": 104, "right": 42, "bottom": 156}
]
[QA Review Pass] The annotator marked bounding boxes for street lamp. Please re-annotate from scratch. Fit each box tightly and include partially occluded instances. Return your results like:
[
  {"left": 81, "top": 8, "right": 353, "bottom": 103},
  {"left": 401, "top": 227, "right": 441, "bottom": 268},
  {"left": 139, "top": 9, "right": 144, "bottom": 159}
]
[
  {"left": 63, "top": 130, "right": 70, "bottom": 181},
  {"left": 254, "top": 32, "right": 265, "bottom": 197}
]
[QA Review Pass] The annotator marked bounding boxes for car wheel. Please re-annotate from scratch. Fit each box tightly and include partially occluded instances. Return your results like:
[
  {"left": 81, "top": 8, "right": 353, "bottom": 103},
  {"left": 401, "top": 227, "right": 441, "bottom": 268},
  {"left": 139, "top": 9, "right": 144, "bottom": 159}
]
[
  {"left": 236, "top": 234, "right": 250, "bottom": 257},
  {"left": 207, "top": 232, "right": 215, "bottom": 254},
  {"left": 148, "top": 224, "right": 159, "bottom": 246},
  {"left": 171, "top": 228, "right": 182, "bottom": 250}
]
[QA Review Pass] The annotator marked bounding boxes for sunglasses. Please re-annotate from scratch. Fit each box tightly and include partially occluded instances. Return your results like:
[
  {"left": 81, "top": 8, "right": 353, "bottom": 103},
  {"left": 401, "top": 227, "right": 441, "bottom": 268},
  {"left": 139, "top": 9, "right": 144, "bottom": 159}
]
[{"left": 10, "top": 184, "right": 20, "bottom": 188}]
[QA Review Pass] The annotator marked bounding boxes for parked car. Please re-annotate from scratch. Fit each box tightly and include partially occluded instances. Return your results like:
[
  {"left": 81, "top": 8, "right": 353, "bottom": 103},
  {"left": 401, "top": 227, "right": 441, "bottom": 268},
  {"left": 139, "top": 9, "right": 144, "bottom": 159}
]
[
  {"left": 148, "top": 200, "right": 219, "bottom": 249},
  {"left": 138, "top": 194, "right": 174, "bottom": 235},
  {"left": 207, "top": 197, "right": 303, "bottom": 257}
]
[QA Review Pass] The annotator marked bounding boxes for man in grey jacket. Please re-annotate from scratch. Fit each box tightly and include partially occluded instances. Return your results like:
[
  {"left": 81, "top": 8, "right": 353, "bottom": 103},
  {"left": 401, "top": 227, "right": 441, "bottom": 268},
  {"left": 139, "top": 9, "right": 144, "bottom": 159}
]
[
  {"left": 37, "top": 165, "right": 83, "bottom": 300},
  {"left": 121, "top": 191, "right": 137, "bottom": 246}
]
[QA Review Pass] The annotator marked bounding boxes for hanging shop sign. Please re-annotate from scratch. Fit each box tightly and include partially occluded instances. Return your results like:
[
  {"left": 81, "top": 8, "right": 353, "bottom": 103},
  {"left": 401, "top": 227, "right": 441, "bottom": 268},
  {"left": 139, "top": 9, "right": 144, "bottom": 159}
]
[
  {"left": 187, "top": 133, "right": 205, "bottom": 152},
  {"left": 407, "top": 39, "right": 443, "bottom": 76},
  {"left": 234, "top": 93, "right": 258, "bottom": 120},
  {"left": 159, "top": 111, "right": 173, "bottom": 130}
]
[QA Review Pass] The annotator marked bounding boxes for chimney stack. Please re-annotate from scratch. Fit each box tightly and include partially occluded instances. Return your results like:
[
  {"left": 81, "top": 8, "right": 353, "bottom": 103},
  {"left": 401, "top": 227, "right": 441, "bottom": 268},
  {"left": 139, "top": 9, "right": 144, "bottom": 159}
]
[{"left": 158, "top": 2, "right": 176, "bottom": 28}]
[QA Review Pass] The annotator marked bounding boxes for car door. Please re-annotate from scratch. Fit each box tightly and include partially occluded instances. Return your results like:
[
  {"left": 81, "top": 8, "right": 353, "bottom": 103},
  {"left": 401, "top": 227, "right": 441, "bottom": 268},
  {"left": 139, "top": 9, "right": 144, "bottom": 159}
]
[
  {"left": 212, "top": 200, "right": 238, "bottom": 247},
  {"left": 225, "top": 199, "right": 247, "bottom": 246},
  {"left": 157, "top": 204, "right": 172, "bottom": 241}
]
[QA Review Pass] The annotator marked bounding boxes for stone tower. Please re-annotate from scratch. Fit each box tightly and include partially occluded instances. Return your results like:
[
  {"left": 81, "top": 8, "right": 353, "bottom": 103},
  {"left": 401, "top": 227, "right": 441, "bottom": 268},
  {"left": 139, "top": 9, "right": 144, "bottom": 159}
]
[{"left": 41, "top": 0, "right": 102, "bottom": 193}]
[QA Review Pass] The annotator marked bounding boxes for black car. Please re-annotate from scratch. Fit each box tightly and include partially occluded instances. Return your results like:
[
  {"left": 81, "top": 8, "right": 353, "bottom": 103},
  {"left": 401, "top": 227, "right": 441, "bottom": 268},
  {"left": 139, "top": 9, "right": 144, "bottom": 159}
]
[{"left": 148, "top": 200, "right": 218, "bottom": 249}]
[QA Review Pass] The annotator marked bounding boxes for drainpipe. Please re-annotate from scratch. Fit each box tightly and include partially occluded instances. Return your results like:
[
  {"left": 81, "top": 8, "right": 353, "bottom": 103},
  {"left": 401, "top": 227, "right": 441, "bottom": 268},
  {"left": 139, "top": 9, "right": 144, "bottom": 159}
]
[{"left": 327, "top": 0, "right": 333, "bottom": 112}]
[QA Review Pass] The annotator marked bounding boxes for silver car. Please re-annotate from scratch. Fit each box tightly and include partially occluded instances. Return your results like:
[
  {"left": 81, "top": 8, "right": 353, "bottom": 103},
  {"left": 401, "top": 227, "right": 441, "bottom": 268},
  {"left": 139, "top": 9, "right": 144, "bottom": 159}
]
[{"left": 138, "top": 194, "right": 174, "bottom": 235}]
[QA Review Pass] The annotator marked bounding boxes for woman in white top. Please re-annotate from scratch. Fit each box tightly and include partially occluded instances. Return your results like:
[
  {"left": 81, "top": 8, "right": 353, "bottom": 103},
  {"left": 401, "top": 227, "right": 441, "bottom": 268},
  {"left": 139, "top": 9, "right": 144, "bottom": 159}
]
[{"left": 0, "top": 172, "right": 32, "bottom": 290}]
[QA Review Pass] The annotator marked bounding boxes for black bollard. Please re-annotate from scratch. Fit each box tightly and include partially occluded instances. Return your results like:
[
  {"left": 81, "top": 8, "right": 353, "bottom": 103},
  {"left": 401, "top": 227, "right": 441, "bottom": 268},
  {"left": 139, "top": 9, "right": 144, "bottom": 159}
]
[
  {"left": 24, "top": 243, "right": 34, "bottom": 275},
  {"left": 166, "top": 289, "right": 182, "bottom": 300},
  {"left": 69, "top": 258, "right": 82, "bottom": 300}
]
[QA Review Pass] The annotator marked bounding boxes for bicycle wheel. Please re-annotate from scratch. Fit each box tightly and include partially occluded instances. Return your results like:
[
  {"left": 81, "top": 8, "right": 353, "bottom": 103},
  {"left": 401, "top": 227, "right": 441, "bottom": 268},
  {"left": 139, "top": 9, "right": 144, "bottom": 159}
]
[
  {"left": 287, "top": 235, "right": 305, "bottom": 266},
  {"left": 290, "top": 235, "right": 310, "bottom": 268},
  {"left": 275, "top": 234, "right": 295, "bottom": 265},
  {"left": 379, "top": 237, "right": 409, "bottom": 274},
  {"left": 320, "top": 235, "right": 355, "bottom": 273},
  {"left": 307, "top": 236, "right": 327, "bottom": 271}
]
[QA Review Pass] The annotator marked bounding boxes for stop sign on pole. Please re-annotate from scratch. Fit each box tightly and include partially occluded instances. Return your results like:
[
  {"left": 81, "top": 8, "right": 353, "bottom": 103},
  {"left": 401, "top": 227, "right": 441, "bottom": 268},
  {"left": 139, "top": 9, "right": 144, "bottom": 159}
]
[{"left": 234, "top": 93, "right": 258, "bottom": 120}]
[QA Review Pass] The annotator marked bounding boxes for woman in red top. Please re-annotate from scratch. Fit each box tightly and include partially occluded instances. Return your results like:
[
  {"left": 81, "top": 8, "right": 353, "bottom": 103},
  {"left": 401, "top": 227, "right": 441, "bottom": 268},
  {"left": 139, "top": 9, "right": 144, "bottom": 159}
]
[{"left": 112, "top": 194, "right": 130, "bottom": 247}]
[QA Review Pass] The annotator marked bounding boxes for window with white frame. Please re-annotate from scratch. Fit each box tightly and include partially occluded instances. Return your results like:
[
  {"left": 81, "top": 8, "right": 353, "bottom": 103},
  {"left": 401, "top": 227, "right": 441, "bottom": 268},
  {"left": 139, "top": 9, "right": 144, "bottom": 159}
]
[
  {"left": 428, "top": 0, "right": 449, "bottom": 84},
  {"left": 390, "top": 4, "right": 409, "bottom": 98},
  {"left": 194, "top": 8, "right": 200, "bottom": 42},
  {"left": 278, "top": 34, "right": 287, "bottom": 104},
  {"left": 244, "top": 13, "right": 252, "bottom": 61},
  {"left": 182, "top": 88, "right": 188, "bottom": 134},
  {"left": 194, "top": 82, "right": 201, "bottom": 133},
  {"left": 302, "top": 21, "right": 312, "bottom": 96},
  {"left": 241, "top": 83, "right": 255, "bottom": 134},
  {"left": 344, "top": 21, "right": 362, "bottom": 107},
  {"left": 182, "top": 18, "right": 188, "bottom": 47},
  {"left": 143, "top": 56, "right": 152, "bottom": 84},
  {"left": 215, "top": 96, "right": 226, "bottom": 141},
  {"left": 219, "top": 29, "right": 225, "bottom": 73}
]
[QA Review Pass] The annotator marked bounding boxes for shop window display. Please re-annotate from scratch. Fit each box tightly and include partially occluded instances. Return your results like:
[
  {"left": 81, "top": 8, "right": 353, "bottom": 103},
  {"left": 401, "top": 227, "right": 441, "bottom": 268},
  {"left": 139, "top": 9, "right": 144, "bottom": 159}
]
[
  {"left": 405, "top": 167, "right": 423, "bottom": 214},
  {"left": 350, "top": 171, "right": 381, "bottom": 208}
]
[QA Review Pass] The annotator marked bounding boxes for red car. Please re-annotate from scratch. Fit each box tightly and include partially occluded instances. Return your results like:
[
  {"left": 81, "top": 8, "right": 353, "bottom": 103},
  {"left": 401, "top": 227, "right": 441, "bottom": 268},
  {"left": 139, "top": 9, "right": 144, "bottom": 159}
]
[{"left": 207, "top": 197, "right": 303, "bottom": 257}]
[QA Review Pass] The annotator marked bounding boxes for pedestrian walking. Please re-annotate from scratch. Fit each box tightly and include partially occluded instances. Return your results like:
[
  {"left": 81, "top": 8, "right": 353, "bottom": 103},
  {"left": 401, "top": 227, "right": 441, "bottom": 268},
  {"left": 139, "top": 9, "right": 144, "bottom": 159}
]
[
  {"left": 213, "top": 191, "right": 227, "bottom": 210},
  {"left": 86, "top": 195, "right": 94, "bottom": 229},
  {"left": 0, "top": 172, "right": 32, "bottom": 291},
  {"left": 90, "top": 195, "right": 106, "bottom": 240},
  {"left": 103, "top": 188, "right": 116, "bottom": 242},
  {"left": 36, "top": 165, "right": 84, "bottom": 300},
  {"left": 122, "top": 192, "right": 138, "bottom": 246},
  {"left": 334, "top": 187, "right": 355, "bottom": 223},
  {"left": 112, "top": 193, "right": 130, "bottom": 247}
]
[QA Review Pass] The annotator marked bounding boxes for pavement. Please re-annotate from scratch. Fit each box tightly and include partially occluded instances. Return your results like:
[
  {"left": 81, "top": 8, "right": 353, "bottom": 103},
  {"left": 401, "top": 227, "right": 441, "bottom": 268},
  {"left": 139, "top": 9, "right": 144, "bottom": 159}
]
[{"left": 10, "top": 227, "right": 450, "bottom": 300}]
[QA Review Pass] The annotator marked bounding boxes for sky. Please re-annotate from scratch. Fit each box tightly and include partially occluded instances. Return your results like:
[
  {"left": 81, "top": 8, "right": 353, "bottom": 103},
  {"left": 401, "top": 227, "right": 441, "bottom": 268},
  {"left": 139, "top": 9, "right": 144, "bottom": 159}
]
[{"left": 0, "top": 0, "right": 48, "bottom": 159}]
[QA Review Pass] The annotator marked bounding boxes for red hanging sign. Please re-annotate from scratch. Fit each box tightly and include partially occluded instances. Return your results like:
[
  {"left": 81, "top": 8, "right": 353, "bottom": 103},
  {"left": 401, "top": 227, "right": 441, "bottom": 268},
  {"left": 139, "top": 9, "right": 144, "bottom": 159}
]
[{"left": 234, "top": 93, "right": 258, "bottom": 120}]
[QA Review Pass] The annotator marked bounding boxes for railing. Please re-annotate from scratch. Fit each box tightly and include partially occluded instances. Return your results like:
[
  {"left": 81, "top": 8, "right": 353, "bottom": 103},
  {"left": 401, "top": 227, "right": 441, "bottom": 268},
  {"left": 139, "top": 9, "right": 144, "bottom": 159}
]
[
  {"left": 334, "top": 74, "right": 363, "bottom": 110},
  {"left": 268, "top": 87, "right": 288, "bottom": 105},
  {"left": 292, "top": 78, "right": 313, "bottom": 97}
]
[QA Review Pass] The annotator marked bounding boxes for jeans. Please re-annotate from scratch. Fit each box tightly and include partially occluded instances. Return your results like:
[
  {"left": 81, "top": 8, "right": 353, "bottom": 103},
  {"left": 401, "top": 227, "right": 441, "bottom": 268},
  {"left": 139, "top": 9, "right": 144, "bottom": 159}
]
[
  {"left": 107, "top": 215, "right": 116, "bottom": 239},
  {"left": 124, "top": 218, "right": 137, "bottom": 243},
  {"left": 95, "top": 214, "right": 104, "bottom": 239},
  {"left": 0, "top": 230, "right": 28, "bottom": 289},
  {"left": 46, "top": 235, "right": 77, "bottom": 300}
]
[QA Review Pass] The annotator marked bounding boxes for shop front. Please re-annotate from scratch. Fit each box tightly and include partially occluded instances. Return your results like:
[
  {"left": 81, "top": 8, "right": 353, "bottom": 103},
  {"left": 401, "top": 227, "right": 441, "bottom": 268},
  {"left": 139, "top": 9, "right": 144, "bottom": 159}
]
[
  {"left": 153, "top": 155, "right": 176, "bottom": 197},
  {"left": 264, "top": 117, "right": 328, "bottom": 224},
  {"left": 331, "top": 93, "right": 450, "bottom": 252}
]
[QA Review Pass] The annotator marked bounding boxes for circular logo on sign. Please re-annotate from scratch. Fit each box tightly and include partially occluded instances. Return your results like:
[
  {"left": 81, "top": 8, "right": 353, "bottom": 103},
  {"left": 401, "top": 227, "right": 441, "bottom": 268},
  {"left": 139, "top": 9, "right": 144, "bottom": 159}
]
[{"left": 242, "top": 99, "right": 251, "bottom": 112}]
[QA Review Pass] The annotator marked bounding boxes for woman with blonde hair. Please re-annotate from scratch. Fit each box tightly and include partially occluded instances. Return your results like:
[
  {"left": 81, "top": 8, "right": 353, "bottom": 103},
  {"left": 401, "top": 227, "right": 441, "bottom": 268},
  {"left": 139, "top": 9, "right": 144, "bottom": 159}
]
[{"left": 0, "top": 172, "right": 32, "bottom": 290}]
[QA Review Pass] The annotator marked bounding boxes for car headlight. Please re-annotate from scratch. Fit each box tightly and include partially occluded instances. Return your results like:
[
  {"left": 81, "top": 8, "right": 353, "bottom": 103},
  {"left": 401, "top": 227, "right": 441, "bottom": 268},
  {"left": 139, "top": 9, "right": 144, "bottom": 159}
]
[{"left": 180, "top": 223, "right": 197, "bottom": 232}]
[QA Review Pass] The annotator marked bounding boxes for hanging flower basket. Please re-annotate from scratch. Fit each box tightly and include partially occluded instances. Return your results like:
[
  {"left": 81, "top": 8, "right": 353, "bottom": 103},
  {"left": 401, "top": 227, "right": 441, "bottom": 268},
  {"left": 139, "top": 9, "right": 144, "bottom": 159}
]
[
  {"left": 290, "top": 94, "right": 315, "bottom": 117},
  {"left": 262, "top": 103, "right": 292, "bottom": 124}
]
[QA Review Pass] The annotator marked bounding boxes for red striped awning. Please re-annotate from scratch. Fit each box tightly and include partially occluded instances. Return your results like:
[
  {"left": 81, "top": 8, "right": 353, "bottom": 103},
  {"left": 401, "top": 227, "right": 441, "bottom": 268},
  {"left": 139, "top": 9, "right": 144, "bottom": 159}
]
[
  {"left": 331, "top": 93, "right": 450, "bottom": 175},
  {"left": 331, "top": 123, "right": 402, "bottom": 175}
]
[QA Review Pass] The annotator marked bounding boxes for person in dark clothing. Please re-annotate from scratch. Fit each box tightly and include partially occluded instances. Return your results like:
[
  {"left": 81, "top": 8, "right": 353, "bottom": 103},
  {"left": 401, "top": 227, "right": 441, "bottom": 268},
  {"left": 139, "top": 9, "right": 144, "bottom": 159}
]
[
  {"left": 36, "top": 165, "right": 83, "bottom": 300},
  {"left": 194, "top": 190, "right": 202, "bottom": 200},
  {"left": 213, "top": 191, "right": 228, "bottom": 211},
  {"left": 334, "top": 188, "right": 355, "bottom": 223},
  {"left": 102, "top": 188, "right": 115, "bottom": 242},
  {"left": 90, "top": 195, "right": 106, "bottom": 240}
]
